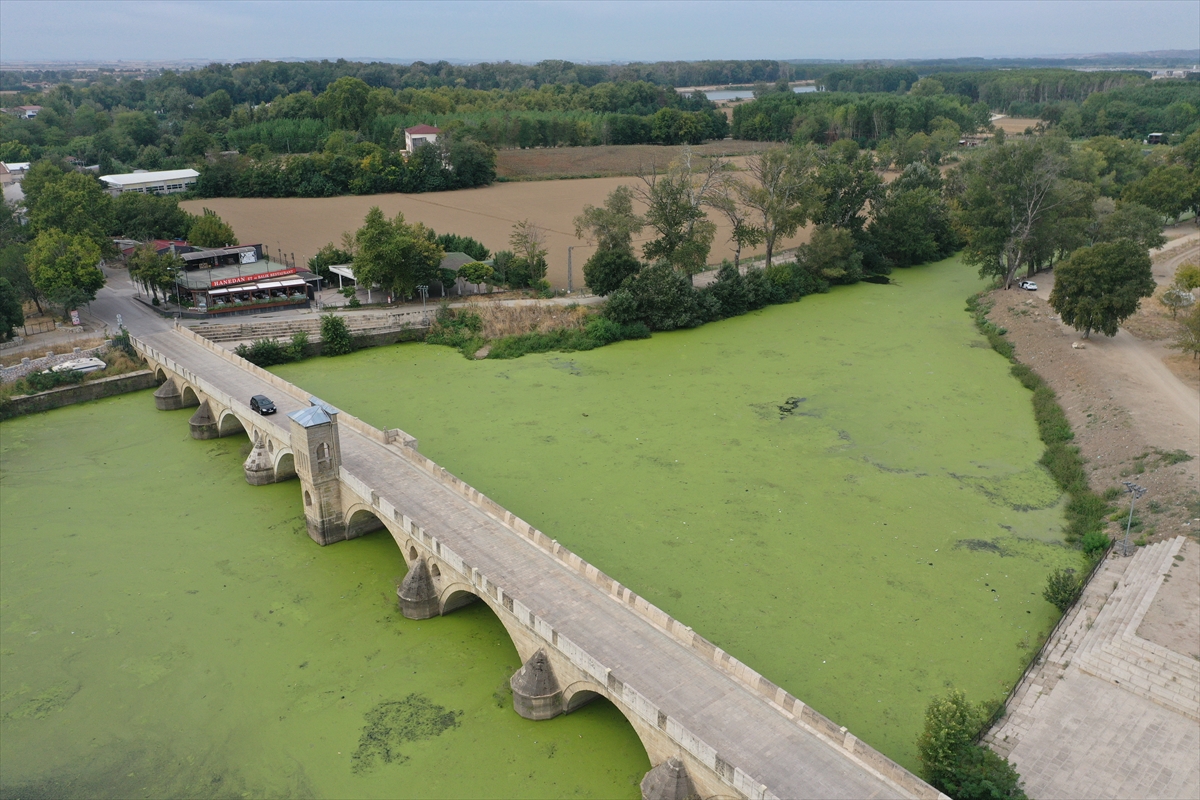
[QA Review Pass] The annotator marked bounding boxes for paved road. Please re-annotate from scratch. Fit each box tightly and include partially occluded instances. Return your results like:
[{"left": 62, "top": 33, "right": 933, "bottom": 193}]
[{"left": 142, "top": 327, "right": 915, "bottom": 800}]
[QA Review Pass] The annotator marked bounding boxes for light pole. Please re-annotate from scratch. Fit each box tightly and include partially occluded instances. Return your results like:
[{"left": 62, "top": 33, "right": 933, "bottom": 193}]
[
  {"left": 174, "top": 269, "right": 181, "bottom": 320},
  {"left": 1121, "top": 482, "right": 1147, "bottom": 556},
  {"left": 567, "top": 246, "right": 574, "bottom": 294},
  {"left": 417, "top": 285, "right": 429, "bottom": 323}
]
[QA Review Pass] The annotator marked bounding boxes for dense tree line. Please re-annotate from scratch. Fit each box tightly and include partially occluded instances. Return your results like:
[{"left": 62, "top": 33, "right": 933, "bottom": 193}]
[
  {"left": 731, "top": 90, "right": 989, "bottom": 147},
  {"left": 927, "top": 68, "right": 1148, "bottom": 110},
  {"left": 818, "top": 67, "right": 920, "bottom": 94}
]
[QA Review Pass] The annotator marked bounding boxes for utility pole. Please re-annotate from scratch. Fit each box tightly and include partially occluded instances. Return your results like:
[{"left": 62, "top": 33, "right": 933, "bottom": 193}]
[
  {"left": 567, "top": 247, "right": 573, "bottom": 293},
  {"left": 1121, "top": 482, "right": 1147, "bottom": 556}
]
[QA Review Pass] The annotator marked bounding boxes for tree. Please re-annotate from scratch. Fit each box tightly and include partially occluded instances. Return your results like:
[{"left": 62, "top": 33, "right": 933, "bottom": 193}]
[
  {"left": 0, "top": 242, "right": 41, "bottom": 314},
  {"left": 813, "top": 141, "right": 882, "bottom": 235},
  {"left": 308, "top": 242, "right": 354, "bottom": 279},
  {"left": 637, "top": 147, "right": 722, "bottom": 275},
  {"left": 604, "top": 261, "right": 708, "bottom": 332},
  {"left": 1169, "top": 303, "right": 1200, "bottom": 360},
  {"left": 1089, "top": 200, "right": 1166, "bottom": 251},
  {"left": 1042, "top": 568, "right": 1082, "bottom": 612},
  {"left": 112, "top": 192, "right": 195, "bottom": 240},
  {"left": 320, "top": 313, "right": 355, "bottom": 356},
  {"left": 457, "top": 261, "right": 494, "bottom": 286},
  {"left": 917, "top": 689, "right": 1026, "bottom": 799},
  {"left": 1122, "top": 165, "right": 1192, "bottom": 221},
  {"left": 706, "top": 171, "right": 764, "bottom": 270},
  {"left": 188, "top": 209, "right": 239, "bottom": 248},
  {"left": 798, "top": 225, "right": 863, "bottom": 286},
  {"left": 1159, "top": 286, "right": 1195, "bottom": 319},
  {"left": 0, "top": 276, "right": 24, "bottom": 340},
  {"left": 573, "top": 185, "right": 644, "bottom": 254},
  {"left": 25, "top": 169, "right": 113, "bottom": 246},
  {"left": 317, "top": 76, "right": 372, "bottom": 131},
  {"left": 353, "top": 207, "right": 444, "bottom": 300},
  {"left": 1049, "top": 241, "right": 1156, "bottom": 338},
  {"left": 953, "top": 139, "right": 1093, "bottom": 288},
  {"left": 739, "top": 144, "right": 823, "bottom": 269},
  {"left": 127, "top": 243, "right": 182, "bottom": 301},
  {"left": 26, "top": 229, "right": 105, "bottom": 315},
  {"left": 867, "top": 187, "right": 957, "bottom": 269},
  {"left": 509, "top": 219, "right": 549, "bottom": 283},
  {"left": 583, "top": 249, "right": 642, "bottom": 296},
  {"left": 1175, "top": 263, "right": 1200, "bottom": 290}
]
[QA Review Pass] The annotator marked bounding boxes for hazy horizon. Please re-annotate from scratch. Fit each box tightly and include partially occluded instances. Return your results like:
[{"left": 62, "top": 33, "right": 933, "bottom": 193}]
[{"left": 2, "top": 1, "right": 1197, "bottom": 65}]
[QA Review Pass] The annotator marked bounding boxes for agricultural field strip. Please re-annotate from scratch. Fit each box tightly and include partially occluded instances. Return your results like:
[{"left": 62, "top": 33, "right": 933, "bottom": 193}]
[{"left": 136, "top": 328, "right": 926, "bottom": 800}]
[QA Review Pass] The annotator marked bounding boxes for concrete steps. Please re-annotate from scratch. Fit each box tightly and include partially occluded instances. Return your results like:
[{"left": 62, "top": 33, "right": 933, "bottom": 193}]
[
  {"left": 188, "top": 310, "right": 429, "bottom": 343},
  {"left": 1075, "top": 537, "right": 1199, "bottom": 720}
]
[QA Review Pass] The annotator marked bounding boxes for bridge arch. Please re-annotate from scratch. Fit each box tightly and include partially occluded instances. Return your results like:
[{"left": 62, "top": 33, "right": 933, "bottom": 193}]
[
  {"left": 562, "top": 679, "right": 606, "bottom": 713},
  {"left": 180, "top": 384, "right": 200, "bottom": 407},
  {"left": 344, "top": 504, "right": 386, "bottom": 539},
  {"left": 439, "top": 583, "right": 482, "bottom": 614},
  {"left": 217, "top": 410, "right": 245, "bottom": 437},
  {"left": 273, "top": 449, "right": 296, "bottom": 481},
  {"left": 154, "top": 366, "right": 167, "bottom": 383}
]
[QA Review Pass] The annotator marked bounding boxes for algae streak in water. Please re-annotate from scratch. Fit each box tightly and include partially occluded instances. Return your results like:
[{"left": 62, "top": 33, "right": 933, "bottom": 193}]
[{"left": 275, "top": 255, "right": 1086, "bottom": 770}]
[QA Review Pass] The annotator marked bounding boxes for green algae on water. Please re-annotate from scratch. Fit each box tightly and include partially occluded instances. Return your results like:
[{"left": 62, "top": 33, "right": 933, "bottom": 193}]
[
  {"left": 0, "top": 395, "right": 647, "bottom": 799},
  {"left": 275, "top": 254, "right": 1087, "bottom": 771}
]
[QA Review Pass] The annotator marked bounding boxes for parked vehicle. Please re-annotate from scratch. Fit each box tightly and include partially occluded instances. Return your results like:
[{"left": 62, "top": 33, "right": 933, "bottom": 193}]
[
  {"left": 1018, "top": 280, "right": 1038, "bottom": 291},
  {"left": 250, "top": 395, "right": 277, "bottom": 415},
  {"left": 48, "top": 357, "right": 106, "bottom": 374}
]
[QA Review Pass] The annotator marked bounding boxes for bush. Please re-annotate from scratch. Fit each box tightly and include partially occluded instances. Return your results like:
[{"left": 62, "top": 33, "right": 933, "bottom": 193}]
[
  {"left": 1081, "top": 530, "right": 1111, "bottom": 557},
  {"left": 426, "top": 306, "right": 484, "bottom": 356},
  {"left": 320, "top": 314, "right": 355, "bottom": 356},
  {"left": 1043, "top": 568, "right": 1082, "bottom": 612},
  {"left": 22, "top": 368, "right": 86, "bottom": 393},
  {"left": 286, "top": 331, "right": 309, "bottom": 361},
  {"left": 582, "top": 249, "right": 642, "bottom": 296},
  {"left": 234, "top": 338, "right": 291, "bottom": 367},
  {"left": 917, "top": 689, "right": 1026, "bottom": 800},
  {"left": 604, "top": 262, "right": 707, "bottom": 332}
]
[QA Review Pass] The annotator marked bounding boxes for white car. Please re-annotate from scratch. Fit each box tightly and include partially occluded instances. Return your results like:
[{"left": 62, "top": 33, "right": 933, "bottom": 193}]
[
  {"left": 49, "top": 357, "right": 107, "bottom": 374},
  {"left": 1018, "top": 280, "right": 1038, "bottom": 291}
]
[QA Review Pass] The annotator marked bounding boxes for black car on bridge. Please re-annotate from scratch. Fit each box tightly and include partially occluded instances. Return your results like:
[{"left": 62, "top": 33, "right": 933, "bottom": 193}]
[{"left": 250, "top": 395, "right": 277, "bottom": 415}]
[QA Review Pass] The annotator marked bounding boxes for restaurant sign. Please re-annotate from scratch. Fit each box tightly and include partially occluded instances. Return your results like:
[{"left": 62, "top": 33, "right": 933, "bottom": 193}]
[{"left": 210, "top": 268, "right": 298, "bottom": 288}]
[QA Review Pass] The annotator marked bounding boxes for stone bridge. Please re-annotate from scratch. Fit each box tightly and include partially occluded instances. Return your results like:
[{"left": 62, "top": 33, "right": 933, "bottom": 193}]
[{"left": 135, "top": 325, "right": 945, "bottom": 800}]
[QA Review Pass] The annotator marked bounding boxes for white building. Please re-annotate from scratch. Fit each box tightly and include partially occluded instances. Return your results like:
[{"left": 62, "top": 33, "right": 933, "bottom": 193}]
[
  {"left": 100, "top": 168, "right": 200, "bottom": 196},
  {"left": 404, "top": 124, "right": 441, "bottom": 152}
]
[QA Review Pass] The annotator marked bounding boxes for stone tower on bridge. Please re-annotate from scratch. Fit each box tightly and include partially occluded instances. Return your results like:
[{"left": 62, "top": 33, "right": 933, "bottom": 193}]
[{"left": 289, "top": 398, "right": 346, "bottom": 545}]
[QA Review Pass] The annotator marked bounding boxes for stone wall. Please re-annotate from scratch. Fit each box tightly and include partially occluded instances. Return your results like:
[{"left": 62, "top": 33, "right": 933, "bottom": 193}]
[
  {"left": 1, "top": 370, "right": 159, "bottom": 420},
  {"left": 0, "top": 341, "right": 113, "bottom": 383}
]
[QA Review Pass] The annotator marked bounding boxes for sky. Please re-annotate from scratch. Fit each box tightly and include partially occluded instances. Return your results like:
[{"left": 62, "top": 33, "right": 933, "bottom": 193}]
[{"left": 1, "top": 0, "right": 1197, "bottom": 65}]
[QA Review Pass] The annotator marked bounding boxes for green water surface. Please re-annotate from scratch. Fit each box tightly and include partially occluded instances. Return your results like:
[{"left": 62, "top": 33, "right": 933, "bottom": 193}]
[
  {"left": 273, "top": 255, "right": 1085, "bottom": 770},
  {"left": 0, "top": 401, "right": 649, "bottom": 798}
]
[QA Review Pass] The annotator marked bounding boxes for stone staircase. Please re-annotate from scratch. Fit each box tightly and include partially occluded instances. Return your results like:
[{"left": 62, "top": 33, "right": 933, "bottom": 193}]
[
  {"left": 988, "top": 538, "right": 1199, "bottom": 758},
  {"left": 1074, "top": 537, "right": 1199, "bottom": 720},
  {"left": 187, "top": 309, "right": 429, "bottom": 343}
]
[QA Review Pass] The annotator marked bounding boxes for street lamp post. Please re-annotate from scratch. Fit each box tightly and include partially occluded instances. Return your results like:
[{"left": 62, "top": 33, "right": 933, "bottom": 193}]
[
  {"left": 1120, "top": 482, "right": 1147, "bottom": 556},
  {"left": 174, "top": 269, "right": 181, "bottom": 320},
  {"left": 417, "top": 285, "right": 429, "bottom": 324}
]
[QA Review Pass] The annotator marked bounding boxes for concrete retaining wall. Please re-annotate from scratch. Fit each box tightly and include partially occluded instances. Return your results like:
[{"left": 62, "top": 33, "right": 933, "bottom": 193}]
[
  {"left": 0, "top": 341, "right": 113, "bottom": 383},
  {"left": 1, "top": 370, "right": 159, "bottom": 420}
]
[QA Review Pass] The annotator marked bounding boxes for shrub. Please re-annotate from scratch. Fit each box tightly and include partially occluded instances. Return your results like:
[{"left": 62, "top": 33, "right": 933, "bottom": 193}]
[
  {"left": 604, "top": 262, "right": 707, "bottom": 332},
  {"left": 234, "top": 338, "right": 290, "bottom": 367},
  {"left": 583, "top": 249, "right": 642, "bottom": 296},
  {"left": 320, "top": 314, "right": 355, "bottom": 356},
  {"left": 426, "top": 307, "right": 484, "bottom": 356},
  {"left": 22, "top": 368, "right": 86, "bottom": 393},
  {"left": 917, "top": 689, "right": 1026, "bottom": 800},
  {"left": 286, "top": 331, "right": 309, "bottom": 361},
  {"left": 1081, "top": 530, "right": 1111, "bottom": 557},
  {"left": 1043, "top": 568, "right": 1082, "bottom": 612}
]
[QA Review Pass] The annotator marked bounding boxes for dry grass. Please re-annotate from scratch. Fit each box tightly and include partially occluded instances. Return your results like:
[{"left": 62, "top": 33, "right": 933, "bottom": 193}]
[
  {"left": 1163, "top": 352, "right": 1200, "bottom": 390},
  {"left": 0, "top": 336, "right": 109, "bottom": 368},
  {"left": 463, "top": 299, "right": 591, "bottom": 339},
  {"left": 1124, "top": 286, "right": 1192, "bottom": 341},
  {"left": 182, "top": 178, "right": 814, "bottom": 291},
  {"left": 992, "top": 116, "right": 1045, "bottom": 134},
  {"left": 495, "top": 140, "right": 774, "bottom": 181}
]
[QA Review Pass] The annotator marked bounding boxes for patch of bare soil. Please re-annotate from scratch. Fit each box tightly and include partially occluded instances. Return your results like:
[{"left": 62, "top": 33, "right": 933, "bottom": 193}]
[
  {"left": 986, "top": 242, "right": 1200, "bottom": 546},
  {"left": 494, "top": 140, "right": 773, "bottom": 180},
  {"left": 1138, "top": 538, "right": 1200, "bottom": 659}
]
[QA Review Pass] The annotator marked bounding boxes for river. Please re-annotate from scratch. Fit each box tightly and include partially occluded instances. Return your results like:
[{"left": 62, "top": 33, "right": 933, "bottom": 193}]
[{"left": 1, "top": 255, "right": 1082, "bottom": 794}]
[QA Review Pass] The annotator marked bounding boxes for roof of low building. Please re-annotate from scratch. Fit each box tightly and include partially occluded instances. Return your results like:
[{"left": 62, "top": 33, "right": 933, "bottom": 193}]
[
  {"left": 405, "top": 124, "right": 441, "bottom": 135},
  {"left": 439, "top": 252, "right": 477, "bottom": 272},
  {"left": 99, "top": 168, "right": 200, "bottom": 186}
]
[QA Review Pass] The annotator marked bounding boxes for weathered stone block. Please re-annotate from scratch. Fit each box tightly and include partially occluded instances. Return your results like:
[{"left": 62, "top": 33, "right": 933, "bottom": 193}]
[
  {"left": 398, "top": 558, "right": 440, "bottom": 620},
  {"left": 188, "top": 400, "right": 220, "bottom": 439},
  {"left": 511, "top": 649, "right": 563, "bottom": 721}
]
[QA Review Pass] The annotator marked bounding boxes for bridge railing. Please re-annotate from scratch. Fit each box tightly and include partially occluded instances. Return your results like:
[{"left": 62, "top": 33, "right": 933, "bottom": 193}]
[{"left": 148, "top": 325, "right": 942, "bottom": 800}]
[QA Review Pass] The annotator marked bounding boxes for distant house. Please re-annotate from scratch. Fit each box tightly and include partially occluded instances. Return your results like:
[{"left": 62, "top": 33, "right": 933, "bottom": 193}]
[
  {"left": 2, "top": 161, "right": 31, "bottom": 182},
  {"left": 99, "top": 168, "right": 200, "bottom": 196},
  {"left": 7, "top": 105, "right": 42, "bottom": 119},
  {"left": 404, "top": 124, "right": 441, "bottom": 152},
  {"left": 1145, "top": 133, "right": 1166, "bottom": 145}
]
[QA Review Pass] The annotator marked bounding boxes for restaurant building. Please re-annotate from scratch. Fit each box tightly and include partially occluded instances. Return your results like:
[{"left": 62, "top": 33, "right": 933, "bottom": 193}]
[{"left": 172, "top": 244, "right": 320, "bottom": 315}]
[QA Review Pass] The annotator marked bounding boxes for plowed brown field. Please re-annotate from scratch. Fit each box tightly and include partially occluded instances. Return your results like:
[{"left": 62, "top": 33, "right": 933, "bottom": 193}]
[{"left": 182, "top": 176, "right": 814, "bottom": 290}]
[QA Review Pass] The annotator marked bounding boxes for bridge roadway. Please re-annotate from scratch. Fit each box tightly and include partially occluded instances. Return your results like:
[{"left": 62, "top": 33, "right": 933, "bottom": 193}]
[{"left": 140, "top": 328, "right": 929, "bottom": 799}]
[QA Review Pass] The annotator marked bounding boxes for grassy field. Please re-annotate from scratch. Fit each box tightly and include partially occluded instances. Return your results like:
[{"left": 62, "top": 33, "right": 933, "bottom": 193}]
[
  {"left": 495, "top": 140, "right": 774, "bottom": 180},
  {"left": 275, "top": 254, "right": 1086, "bottom": 770},
  {"left": 183, "top": 174, "right": 813, "bottom": 292}
]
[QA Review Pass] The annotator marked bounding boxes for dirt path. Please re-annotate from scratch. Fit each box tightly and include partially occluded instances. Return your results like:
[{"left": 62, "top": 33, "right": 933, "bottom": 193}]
[{"left": 989, "top": 232, "right": 1200, "bottom": 542}]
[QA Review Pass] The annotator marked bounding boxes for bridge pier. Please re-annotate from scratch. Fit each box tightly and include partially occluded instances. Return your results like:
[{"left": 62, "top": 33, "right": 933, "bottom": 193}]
[
  {"left": 188, "top": 400, "right": 220, "bottom": 439},
  {"left": 510, "top": 649, "right": 564, "bottom": 721},
  {"left": 153, "top": 378, "right": 193, "bottom": 411},
  {"left": 397, "top": 558, "right": 440, "bottom": 619},
  {"left": 640, "top": 758, "right": 699, "bottom": 800},
  {"left": 244, "top": 435, "right": 276, "bottom": 485}
]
